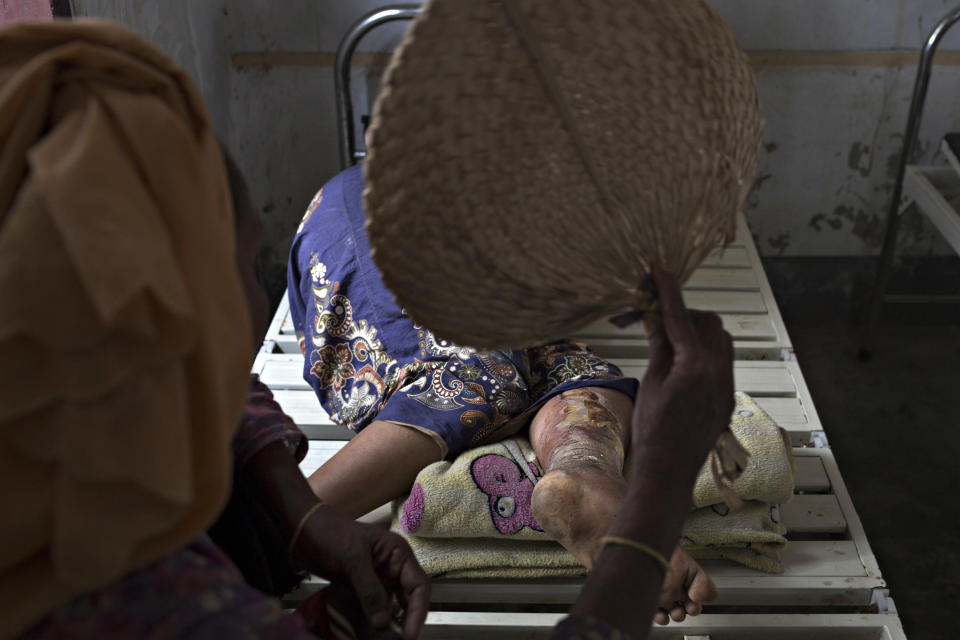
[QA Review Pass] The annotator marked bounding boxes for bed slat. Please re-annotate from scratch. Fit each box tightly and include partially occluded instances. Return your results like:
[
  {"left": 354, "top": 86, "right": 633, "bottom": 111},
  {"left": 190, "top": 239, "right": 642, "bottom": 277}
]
[
  {"left": 414, "top": 612, "right": 906, "bottom": 640},
  {"left": 613, "top": 360, "right": 798, "bottom": 397},
  {"left": 782, "top": 494, "right": 846, "bottom": 534},
  {"left": 702, "top": 246, "right": 751, "bottom": 267},
  {"left": 576, "top": 314, "right": 778, "bottom": 341},
  {"left": 686, "top": 267, "right": 759, "bottom": 290},
  {"left": 793, "top": 456, "right": 831, "bottom": 493}
]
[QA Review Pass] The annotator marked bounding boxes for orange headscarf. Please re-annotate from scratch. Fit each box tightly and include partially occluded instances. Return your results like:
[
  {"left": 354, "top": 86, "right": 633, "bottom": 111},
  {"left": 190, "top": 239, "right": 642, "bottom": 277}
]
[{"left": 0, "top": 20, "right": 251, "bottom": 635}]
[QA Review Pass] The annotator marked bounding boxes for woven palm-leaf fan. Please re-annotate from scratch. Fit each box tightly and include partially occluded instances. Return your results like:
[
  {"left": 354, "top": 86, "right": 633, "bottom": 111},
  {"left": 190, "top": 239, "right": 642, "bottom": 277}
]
[
  {"left": 365, "top": 0, "right": 762, "bottom": 349},
  {"left": 364, "top": 0, "right": 763, "bottom": 504}
]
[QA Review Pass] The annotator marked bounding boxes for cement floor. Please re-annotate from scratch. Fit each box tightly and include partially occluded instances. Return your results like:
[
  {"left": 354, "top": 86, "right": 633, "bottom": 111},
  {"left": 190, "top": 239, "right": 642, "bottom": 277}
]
[{"left": 773, "top": 282, "right": 959, "bottom": 638}]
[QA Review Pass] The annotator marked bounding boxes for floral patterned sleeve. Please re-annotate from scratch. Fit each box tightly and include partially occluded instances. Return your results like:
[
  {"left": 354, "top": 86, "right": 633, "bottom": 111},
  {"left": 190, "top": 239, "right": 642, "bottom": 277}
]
[
  {"left": 233, "top": 374, "right": 309, "bottom": 469},
  {"left": 550, "top": 615, "right": 634, "bottom": 639}
]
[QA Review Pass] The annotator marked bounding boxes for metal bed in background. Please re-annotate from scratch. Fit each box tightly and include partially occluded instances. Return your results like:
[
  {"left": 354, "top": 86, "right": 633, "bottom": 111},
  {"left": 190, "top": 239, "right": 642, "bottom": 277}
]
[
  {"left": 257, "top": 6, "right": 908, "bottom": 637},
  {"left": 862, "top": 5, "right": 960, "bottom": 358}
]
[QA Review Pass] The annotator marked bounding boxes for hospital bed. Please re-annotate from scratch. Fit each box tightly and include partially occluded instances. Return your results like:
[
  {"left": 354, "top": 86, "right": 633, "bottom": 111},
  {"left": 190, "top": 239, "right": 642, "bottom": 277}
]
[{"left": 254, "top": 6, "right": 907, "bottom": 638}]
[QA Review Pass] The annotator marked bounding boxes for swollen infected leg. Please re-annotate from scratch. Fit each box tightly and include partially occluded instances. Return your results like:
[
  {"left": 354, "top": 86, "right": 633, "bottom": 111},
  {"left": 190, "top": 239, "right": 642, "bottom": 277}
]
[
  {"left": 529, "top": 388, "right": 633, "bottom": 568},
  {"left": 530, "top": 388, "right": 719, "bottom": 623}
]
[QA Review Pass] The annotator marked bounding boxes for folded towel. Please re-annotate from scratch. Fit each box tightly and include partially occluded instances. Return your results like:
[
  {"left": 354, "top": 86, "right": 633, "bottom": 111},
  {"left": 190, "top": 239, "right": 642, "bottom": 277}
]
[
  {"left": 393, "top": 534, "right": 584, "bottom": 579},
  {"left": 397, "top": 436, "right": 545, "bottom": 541},
  {"left": 689, "top": 392, "right": 794, "bottom": 508},
  {"left": 681, "top": 501, "right": 787, "bottom": 574},
  {"left": 393, "top": 499, "right": 786, "bottom": 577},
  {"left": 392, "top": 392, "right": 792, "bottom": 576}
]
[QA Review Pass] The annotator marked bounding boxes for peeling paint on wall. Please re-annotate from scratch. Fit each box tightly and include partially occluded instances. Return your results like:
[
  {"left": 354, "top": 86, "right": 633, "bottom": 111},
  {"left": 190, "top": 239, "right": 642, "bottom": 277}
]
[
  {"left": 767, "top": 233, "right": 792, "bottom": 256},
  {"left": 848, "top": 142, "right": 873, "bottom": 178},
  {"left": 809, "top": 213, "right": 843, "bottom": 231}
]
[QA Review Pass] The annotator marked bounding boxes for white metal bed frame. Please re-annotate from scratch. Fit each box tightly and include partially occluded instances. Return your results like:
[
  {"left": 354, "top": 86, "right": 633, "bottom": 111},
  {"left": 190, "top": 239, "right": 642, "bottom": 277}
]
[{"left": 254, "top": 6, "right": 908, "bottom": 637}]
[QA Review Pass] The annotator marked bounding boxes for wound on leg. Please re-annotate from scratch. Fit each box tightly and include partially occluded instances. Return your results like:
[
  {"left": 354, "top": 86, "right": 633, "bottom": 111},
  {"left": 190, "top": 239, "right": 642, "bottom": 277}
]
[{"left": 541, "top": 389, "right": 627, "bottom": 475}]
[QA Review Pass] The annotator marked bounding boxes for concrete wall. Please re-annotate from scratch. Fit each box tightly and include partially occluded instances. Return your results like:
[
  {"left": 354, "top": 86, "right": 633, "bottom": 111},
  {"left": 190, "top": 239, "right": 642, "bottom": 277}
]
[
  {"left": 70, "top": 0, "right": 960, "bottom": 288},
  {"left": 713, "top": 0, "right": 960, "bottom": 258}
]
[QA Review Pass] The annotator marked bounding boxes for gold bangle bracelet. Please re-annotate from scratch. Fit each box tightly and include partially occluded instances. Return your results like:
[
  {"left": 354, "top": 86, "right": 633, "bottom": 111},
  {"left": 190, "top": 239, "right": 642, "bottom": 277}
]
[
  {"left": 288, "top": 501, "right": 325, "bottom": 561},
  {"left": 599, "top": 535, "right": 671, "bottom": 574}
]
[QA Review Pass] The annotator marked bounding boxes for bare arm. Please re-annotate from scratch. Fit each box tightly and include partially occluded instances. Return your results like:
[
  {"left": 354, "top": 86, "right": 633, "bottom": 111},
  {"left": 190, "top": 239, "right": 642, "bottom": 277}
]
[
  {"left": 244, "top": 436, "right": 430, "bottom": 640},
  {"left": 565, "top": 268, "right": 735, "bottom": 638}
]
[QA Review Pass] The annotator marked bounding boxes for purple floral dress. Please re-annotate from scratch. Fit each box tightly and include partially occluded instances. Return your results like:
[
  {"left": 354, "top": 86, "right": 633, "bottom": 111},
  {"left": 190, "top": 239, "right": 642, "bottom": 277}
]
[{"left": 287, "top": 165, "right": 638, "bottom": 459}]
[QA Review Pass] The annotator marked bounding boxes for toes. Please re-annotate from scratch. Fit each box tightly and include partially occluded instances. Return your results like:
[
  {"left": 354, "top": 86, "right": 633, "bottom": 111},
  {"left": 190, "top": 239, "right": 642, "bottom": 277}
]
[
  {"left": 687, "top": 564, "right": 718, "bottom": 605},
  {"left": 657, "top": 548, "right": 717, "bottom": 619},
  {"left": 657, "top": 574, "right": 685, "bottom": 612},
  {"left": 655, "top": 604, "right": 694, "bottom": 626},
  {"left": 657, "top": 553, "right": 692, "bottom": 611},
  {"left": 657, "top": 586, "right": 683, "bottom": 613}
]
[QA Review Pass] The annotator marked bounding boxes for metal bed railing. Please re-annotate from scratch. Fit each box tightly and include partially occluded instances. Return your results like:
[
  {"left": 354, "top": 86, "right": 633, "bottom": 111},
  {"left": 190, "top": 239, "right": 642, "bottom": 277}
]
[
  {"left": 861, "top": 5, "right": 960, "bottom": 358},
  {"left": 334, "top": 4, "right": 421, "bottom": 169}
]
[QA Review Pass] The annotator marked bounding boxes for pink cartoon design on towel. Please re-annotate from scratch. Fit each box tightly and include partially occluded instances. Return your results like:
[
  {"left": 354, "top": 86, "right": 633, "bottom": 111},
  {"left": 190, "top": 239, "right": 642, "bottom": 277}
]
[
  {"left": 470, "top": 454, "right": 543, "bottom": 534},
  {"left": 400, "top": 482, "right": 426, "bottom": 533}
]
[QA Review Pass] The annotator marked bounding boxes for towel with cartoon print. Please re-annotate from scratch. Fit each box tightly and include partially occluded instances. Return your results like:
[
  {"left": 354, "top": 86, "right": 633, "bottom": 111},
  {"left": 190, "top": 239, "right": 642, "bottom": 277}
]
[{"left": 392, "top": 393, "right": 792, "bottom": 577}]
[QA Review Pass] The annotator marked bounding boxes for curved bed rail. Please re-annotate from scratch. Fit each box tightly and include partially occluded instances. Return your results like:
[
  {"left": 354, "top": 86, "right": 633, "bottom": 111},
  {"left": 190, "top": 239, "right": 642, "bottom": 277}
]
[
  {"left": 862, "top": 4, "right": 960, "bottom": 357},
  {"left": 334, "top": 4, "right": 422, "bottom": 169}
]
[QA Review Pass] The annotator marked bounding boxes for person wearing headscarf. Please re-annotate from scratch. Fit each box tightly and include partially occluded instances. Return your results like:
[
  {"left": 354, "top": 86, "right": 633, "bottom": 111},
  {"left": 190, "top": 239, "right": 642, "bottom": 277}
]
[{"left": 0, "top": 20, "right": 427, "bottom": 639}]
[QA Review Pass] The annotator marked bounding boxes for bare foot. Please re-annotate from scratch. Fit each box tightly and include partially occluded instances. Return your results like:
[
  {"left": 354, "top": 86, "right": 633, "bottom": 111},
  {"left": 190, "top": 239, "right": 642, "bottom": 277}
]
[
  {"left": 531, "top": 467, "right": 626, "bottom": 569},
  {"left": 532, "top": 468, "right": 716, "bottom": 623},
  {"left": 654, "top": 547, "right": 717, "bottom": 625}
]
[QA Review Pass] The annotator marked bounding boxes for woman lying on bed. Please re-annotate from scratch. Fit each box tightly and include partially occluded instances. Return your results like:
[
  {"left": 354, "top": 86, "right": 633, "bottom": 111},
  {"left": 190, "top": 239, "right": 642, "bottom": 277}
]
[{"left": 288, "top": 165, "right": 722, "bottom": 625}]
